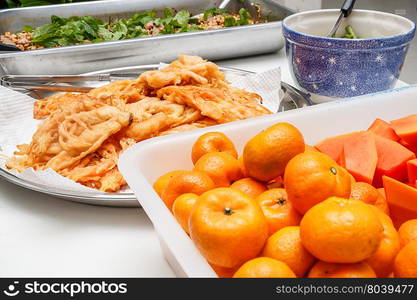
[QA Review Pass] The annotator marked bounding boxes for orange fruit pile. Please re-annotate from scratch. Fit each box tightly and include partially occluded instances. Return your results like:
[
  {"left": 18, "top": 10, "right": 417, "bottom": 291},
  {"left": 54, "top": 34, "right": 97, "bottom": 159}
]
[{"left": 154, "top": 124, "right": 417, "bottom": 278}]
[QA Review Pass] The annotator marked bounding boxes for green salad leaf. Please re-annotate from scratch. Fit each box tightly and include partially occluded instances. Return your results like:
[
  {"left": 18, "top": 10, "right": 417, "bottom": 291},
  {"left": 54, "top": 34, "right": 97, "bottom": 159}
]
[
  {"left": 31, "top": 15, "right": 105, "bottom": 47},
  {"left": 173, "top": 10, "right": 190, "bottom": 26},
  {"left": 224, "top": 8, "right": 252, "bottom": 27}
]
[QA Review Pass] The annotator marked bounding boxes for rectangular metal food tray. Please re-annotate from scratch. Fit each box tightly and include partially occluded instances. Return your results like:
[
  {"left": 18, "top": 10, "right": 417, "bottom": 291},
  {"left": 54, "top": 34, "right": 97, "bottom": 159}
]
[{"left": 0, "top": 0, "right": 293, "bottom": 75}]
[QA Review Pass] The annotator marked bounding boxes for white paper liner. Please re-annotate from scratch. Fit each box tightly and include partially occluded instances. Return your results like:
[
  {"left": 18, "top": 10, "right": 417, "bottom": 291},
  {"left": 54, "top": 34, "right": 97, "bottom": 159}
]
[{"left": 0, "top": 67, "right": 281, "bottom": 194}]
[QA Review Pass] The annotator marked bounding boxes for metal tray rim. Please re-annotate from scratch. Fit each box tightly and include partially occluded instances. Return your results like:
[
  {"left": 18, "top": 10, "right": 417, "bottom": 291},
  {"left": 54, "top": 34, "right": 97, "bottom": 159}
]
[
  {"left": 0, "top": 0, "right": 294, "bottom": 76},
  {"left": 0, "top": 0, "right": 293, "bottom": 17},
  {"left": 0, "top": 22, "right": 282, "bottom": 58},
  {"left": 0, "top": 0, "right": 129, "bottom": 12}
]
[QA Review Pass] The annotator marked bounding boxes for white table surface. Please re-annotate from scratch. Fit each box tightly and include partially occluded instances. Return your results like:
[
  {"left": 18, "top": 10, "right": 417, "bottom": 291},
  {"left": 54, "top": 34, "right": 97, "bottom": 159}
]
[
  {"left": 0, "top": 49, "right": 407, "bottom": 277},
  {"left": 0, "top": 49, "right": 292, "bottom": 277}
]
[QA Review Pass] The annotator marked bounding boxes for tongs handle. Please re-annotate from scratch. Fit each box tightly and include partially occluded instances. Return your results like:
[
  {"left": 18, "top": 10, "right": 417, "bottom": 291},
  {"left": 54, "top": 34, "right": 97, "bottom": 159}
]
[
  {"left": 1, "top": 74, "right": 112, "bottom": 83},
  {"left": 3, "top": 83, "right": 94, "bottom": 93},
  {"left": 0, "top": 74, "right": 115, "bottom": 93}
]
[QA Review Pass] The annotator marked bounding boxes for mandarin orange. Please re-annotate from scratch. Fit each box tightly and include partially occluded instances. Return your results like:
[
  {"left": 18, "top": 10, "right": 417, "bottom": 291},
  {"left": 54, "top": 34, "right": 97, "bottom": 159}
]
[
  {"left": 172, "top": 193, "right": 199, "bottom": 234},
  {"left": 189, "top": 188, "right": 268, "bottom": 268},
  {"left": 398, "top": 219, "right": 417, "bottom": 247},
  {"left": 153, "top": 170, "right": 186, "bottom": 197},
  {"left": 233, "top": 257, "right": 296, "bottom": 278},
  {"left": 393, "top": 240, "right": 417, "bottom": 278},
  {"left": 284, "top": 152, "right": 352, "bottom": 214},
  {"left": 230, "top": 178, "right": 267, "bottom": 199},
  {"left": 191, "top": 132, "right": 237, "bottom": 165},
  {"left": 308, "top": 261, "right": 376, "bottom": 278},
  {"left": 300, "top": 197, "right": 383, "bottom": 263},
  {"left": 262, "top": 226, "right": 315, "bottom": 277},
  {"left": 194, "top": 152, "right": 243, "bottom": 187},
  {"left": 365, "top": 207, "right": 400, "bottom": 277},
  {"left": 161, "top": 170, "right": 215, "bottom": 210},
  {"left": 255, "top": 189, "right": 301, "bottom": 235},
  {"left": 350, "top": 182, "right": 390, "bottom": 215},
  {"left": 243, "top": 123, "right": 305, "bottom": 182}
]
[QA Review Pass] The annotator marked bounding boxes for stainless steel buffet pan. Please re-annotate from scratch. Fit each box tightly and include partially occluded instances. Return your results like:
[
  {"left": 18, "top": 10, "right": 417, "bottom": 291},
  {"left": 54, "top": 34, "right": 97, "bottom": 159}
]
[
  {"left": 0, "top": 0, "right": 293, "bottom": 75},
  {"left": 0, "top": 65, "right": 311, "bottom": 207}
]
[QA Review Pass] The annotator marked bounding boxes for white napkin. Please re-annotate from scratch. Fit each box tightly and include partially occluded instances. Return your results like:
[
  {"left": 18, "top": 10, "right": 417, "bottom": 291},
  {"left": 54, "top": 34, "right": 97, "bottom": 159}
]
[
  {"left": 0, "top": 85, "right": 103, "bottom": 193},
  {"left": 0, "top": 67, "right": 282, "bottom": 194},
  {"left": 226, "top": 68, "right": 282, "bottom": 112}
]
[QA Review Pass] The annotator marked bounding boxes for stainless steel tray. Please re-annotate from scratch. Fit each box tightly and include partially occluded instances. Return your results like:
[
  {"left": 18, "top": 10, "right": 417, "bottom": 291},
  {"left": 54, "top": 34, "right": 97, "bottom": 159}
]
[
  {"left": 0, "top": 65, "right": 311, "bottom": 207},
  {"left": 0, "top": 0, "right": 293, "bottom": 75}
]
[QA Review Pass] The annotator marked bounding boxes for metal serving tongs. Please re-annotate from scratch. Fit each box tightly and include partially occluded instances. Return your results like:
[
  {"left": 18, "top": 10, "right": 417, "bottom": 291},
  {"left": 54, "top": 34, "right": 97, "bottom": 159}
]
[
  {"left": 1, "top": 72, "right": 313, "bottom": 112},
  {"left": 0, "top": 74, "right": 137, "bottom": 93}
]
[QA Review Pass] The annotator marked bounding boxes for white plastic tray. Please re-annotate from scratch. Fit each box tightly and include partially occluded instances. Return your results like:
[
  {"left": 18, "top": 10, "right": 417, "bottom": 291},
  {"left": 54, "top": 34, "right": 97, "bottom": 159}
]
[{"left": 118, "top": 85, "right": 417, "bottom": 277}]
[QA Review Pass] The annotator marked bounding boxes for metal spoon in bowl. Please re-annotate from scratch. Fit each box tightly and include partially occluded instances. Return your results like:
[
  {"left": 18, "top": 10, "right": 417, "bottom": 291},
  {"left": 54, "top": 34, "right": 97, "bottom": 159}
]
[{"left": 327, "top": 0, "right": 357, "bottom": 37}]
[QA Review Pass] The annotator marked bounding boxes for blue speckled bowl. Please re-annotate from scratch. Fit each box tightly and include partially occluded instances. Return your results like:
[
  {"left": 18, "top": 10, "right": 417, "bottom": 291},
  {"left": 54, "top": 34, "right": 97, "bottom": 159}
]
[{"left": 283, "top": 9, "right": 415, "bottom": 101}]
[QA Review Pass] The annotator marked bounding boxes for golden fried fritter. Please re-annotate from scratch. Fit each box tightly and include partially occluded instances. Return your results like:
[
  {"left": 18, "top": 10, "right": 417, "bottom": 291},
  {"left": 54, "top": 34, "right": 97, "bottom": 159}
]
[{"left": 7, "top": 55, "right": 271, "bottom": 192}]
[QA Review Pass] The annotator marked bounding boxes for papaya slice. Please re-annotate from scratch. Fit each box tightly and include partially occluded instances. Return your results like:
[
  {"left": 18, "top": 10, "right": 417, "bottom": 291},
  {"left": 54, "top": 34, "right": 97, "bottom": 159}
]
[
  {"left": 372, "top": 135, "right": 416, "bottom": 187},
  {"left": 391, "top": 114, "right": 417, "bottom": 146},
  {"left": 337, "top": 148, "right": 345, "bottom": 167},
  {"left": 382, "top": 176, "right": 417, "bottom": 228},
  {"left": 407, "top": 159, "right": 417, "bottom": 184},
  {"left": 390, "top": 205, "right": 417, "bottom": 229},
  {"left": 368, "top": 118, "right": 399, "bottom": 141},
  {"left": 339, "top": 131, "right": 377, "bottom": 184},
  {"left": 399, "top": 139, "right": 417, "bottom": 156},
  {"left": 315, "top": 131, "right": 364, "bottom": 162}
]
